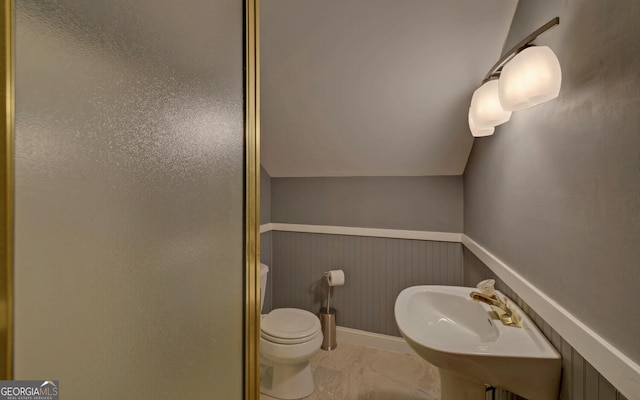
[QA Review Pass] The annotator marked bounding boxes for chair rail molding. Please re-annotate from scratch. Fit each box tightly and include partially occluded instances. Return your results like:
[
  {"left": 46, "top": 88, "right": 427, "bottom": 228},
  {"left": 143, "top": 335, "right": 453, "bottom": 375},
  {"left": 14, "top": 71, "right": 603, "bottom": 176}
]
[{"left": 260, "top": 223, "right": 461, "bottom": 243}]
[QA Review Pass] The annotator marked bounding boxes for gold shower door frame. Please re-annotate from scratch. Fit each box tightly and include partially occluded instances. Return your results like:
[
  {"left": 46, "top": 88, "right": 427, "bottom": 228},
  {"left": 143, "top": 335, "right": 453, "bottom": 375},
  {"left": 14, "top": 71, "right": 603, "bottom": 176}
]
[
  {"left": 245, "top": 0, "right": 261, "bottom": 398},
  {"left": 0, "top": 0, "right": 14, "bottom": 381},
  {"left": 0, "top": 1, "right": 261, "bottom": 397}
]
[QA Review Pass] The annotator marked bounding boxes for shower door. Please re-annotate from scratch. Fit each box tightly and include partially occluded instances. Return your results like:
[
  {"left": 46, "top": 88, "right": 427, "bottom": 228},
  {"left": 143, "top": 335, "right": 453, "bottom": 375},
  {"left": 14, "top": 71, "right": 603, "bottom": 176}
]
[{"left": 7, "top": 0, "right": 254, "bottom": 398}]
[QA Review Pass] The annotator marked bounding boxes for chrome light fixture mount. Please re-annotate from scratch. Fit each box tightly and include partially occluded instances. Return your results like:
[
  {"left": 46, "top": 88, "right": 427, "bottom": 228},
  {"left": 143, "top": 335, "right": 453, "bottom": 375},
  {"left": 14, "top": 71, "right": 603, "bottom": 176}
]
[
  {"left": 482, "top": 17, "right": 560, "bottom": 85},
  {"left": 469, "top": 17, "right": 561, "bottom": 137}
]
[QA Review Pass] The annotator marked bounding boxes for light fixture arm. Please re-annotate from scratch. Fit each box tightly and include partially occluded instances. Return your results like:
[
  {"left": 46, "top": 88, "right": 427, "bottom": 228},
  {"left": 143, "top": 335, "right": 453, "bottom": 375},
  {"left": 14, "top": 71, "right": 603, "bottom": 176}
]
[{"left": 482, "top": 17, "right": 560, "bottom": 84}]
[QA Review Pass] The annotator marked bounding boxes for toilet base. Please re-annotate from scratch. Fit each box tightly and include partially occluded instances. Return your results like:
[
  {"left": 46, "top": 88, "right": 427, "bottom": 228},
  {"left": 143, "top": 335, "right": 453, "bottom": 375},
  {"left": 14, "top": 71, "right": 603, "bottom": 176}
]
[{"left": 260, "top": 359, "right": 315, "bottom": 399}]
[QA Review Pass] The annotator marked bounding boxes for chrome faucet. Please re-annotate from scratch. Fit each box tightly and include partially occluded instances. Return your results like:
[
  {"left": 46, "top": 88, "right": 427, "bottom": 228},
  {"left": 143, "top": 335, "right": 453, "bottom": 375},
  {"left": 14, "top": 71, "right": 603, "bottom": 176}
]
[{"left": 470, "top": 280, "right": 523, "bottom": 328}]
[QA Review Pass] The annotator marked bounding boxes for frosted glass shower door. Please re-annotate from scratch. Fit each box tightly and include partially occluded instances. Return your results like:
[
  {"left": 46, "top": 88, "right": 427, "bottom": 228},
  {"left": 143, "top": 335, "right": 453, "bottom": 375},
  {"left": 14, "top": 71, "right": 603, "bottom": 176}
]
[{"left": 13, "top": 0, "right": 246, "bottom": 398}]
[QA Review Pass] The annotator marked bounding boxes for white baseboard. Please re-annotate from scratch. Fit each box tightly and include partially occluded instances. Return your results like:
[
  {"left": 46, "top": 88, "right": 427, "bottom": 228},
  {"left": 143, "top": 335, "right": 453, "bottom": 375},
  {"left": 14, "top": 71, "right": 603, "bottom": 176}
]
[{"left": 336, "top": 326, "right": 416, "bottom": 355}]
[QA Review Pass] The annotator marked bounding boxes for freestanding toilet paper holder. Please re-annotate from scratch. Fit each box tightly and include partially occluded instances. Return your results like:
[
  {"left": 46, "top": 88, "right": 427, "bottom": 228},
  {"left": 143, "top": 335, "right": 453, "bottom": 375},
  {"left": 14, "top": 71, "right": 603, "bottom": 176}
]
[{"left": 319, "top": 271, "right": 338, "bottom": 351}]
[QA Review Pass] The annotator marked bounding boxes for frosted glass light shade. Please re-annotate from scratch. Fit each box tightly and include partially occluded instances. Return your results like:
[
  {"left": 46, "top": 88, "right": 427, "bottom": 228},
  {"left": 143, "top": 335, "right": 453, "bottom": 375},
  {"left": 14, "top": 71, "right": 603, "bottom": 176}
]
[
  {"left": 468, "top": 109, "right": 494, "bottom": 137},
  {"left": 499, "top": 46, "right": 561, "bottom": 111},
  {"left": 469, "top": 80, "right": 512, "bottom": 128}
]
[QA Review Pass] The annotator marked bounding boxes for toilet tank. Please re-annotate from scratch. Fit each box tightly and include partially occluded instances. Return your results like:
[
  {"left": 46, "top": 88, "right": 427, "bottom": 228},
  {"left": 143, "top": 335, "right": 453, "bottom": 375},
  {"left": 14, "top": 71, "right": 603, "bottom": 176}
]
[{"left": 260, "top": 263, "right": 269, "bottom": 313}]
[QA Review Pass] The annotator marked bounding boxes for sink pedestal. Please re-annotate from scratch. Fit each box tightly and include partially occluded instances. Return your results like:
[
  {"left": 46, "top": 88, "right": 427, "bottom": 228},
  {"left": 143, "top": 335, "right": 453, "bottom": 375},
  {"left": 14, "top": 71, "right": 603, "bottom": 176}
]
[{"left": 439, "top": 369, "right": 486, "bottom": 400}]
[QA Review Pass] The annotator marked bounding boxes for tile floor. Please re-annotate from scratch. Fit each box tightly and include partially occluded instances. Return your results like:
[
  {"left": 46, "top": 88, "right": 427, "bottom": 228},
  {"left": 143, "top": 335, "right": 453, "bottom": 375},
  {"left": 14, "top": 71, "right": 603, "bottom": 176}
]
[{"left": 260, "top": 342, "right": 441, "bottom": 400}]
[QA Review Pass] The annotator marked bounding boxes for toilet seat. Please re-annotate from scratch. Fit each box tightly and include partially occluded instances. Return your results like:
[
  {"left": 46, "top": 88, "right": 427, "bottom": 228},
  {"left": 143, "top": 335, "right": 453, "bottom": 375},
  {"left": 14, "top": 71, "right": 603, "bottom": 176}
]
[
  {"left": 261, "top": 328, "right": 321, "bottom": 345},
  {"left": 261, "top": 308, "right": 321, "bottom": 344}
]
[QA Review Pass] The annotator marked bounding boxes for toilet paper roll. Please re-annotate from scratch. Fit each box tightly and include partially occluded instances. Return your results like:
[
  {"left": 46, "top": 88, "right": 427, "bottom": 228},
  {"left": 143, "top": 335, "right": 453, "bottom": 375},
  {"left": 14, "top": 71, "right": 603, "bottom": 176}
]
[{"left": 324, "top": 269, "right": 345, "bottom": 286}]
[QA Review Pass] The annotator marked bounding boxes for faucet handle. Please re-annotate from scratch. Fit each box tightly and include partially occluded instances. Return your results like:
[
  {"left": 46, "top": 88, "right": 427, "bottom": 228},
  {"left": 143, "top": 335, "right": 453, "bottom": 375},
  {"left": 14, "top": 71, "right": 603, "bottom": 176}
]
[{"left": 476, "top": 279, "right": 496, "bottom": 297}]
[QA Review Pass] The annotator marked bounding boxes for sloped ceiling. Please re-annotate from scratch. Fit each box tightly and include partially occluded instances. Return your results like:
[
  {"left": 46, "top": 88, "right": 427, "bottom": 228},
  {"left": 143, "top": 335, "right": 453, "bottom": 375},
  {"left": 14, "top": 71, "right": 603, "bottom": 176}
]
[{"left": 261, "top": 0, "right": 518, "bottom": 177}]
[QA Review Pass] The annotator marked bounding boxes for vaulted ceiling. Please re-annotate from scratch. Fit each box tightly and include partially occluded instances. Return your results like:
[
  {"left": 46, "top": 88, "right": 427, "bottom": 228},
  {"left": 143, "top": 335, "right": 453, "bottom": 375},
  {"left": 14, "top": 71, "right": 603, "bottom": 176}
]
[{"left": 261, "top": 0, "right": 518, "bottom": 177}]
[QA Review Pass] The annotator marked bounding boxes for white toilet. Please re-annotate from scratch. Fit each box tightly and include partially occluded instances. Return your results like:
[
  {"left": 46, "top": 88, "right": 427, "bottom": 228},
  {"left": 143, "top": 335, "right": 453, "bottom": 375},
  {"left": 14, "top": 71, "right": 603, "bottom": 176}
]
[{"left": 260, "top": 263, "right": 323, "bottom": 400}]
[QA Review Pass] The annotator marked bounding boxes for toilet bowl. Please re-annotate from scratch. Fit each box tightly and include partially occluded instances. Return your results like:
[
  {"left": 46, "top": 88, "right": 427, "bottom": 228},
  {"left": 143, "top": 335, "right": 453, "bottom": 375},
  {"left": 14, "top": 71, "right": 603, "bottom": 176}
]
[{"left": 260, "top": 264, "right": 323, "bottom": 399}]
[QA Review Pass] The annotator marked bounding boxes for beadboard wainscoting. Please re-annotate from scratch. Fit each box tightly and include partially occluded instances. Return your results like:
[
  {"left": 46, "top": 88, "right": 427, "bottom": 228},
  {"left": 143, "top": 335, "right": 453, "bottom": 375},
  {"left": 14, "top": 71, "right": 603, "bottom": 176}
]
[
  {"left": 270, "top": 230, "right": 463, "bottom": 337},
  {"left": 260, "top": 224, "right": 635, "bottom": 400}
]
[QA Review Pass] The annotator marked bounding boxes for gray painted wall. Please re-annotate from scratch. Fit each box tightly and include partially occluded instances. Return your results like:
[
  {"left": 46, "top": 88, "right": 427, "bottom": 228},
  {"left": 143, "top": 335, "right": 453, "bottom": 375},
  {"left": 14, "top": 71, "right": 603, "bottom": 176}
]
[
  {"left": 271, "top": 176, "right": 463, "bottom": 232},
  {"left": 464, "top": 0, "right": 640, "bottom": 365},
  {"left": 466, "top": 249, "right": 629, "bottom": 400},
  {"left": 270, "top": 231, "right": 463, "bottom": 336},
  {"left": 261, "top": 165, "right": 272, "bottom": 225},
  {"left": 260, "top": 166, "right": 273, "bottom": 311},
  {"left": 262, "top": 2, "right": 637, "bottom": 397}
]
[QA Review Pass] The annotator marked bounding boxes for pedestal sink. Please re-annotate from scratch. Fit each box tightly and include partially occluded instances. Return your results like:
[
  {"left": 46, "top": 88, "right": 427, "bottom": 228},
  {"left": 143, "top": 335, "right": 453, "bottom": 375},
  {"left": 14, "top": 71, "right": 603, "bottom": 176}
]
[{"left": 394, "top": 285, "right": 561, "bottom": 400}]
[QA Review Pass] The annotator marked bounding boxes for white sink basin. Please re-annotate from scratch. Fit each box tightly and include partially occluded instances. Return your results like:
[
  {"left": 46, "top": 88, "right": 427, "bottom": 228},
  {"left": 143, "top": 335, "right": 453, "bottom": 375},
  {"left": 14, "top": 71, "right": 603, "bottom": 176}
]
[{"left": 395, "top": 285, "right": 561, "bottom": 400}]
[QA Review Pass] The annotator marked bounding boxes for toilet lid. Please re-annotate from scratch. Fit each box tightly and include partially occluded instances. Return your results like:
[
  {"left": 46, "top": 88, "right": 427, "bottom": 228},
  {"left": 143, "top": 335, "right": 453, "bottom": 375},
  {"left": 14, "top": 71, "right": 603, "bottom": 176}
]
[{"left": 261, "top": 308, "right": 321, "bottom": 341}]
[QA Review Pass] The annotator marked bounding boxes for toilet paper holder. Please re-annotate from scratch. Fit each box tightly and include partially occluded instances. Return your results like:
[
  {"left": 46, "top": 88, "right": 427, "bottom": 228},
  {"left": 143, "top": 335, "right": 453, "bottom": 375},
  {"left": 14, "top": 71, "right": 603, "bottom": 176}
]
[
  {"left": 319, "top": 270, "right": 344, "bottom": 351},
  {"left": 323, "top": 271, "right": 334, "bottom": 311}
]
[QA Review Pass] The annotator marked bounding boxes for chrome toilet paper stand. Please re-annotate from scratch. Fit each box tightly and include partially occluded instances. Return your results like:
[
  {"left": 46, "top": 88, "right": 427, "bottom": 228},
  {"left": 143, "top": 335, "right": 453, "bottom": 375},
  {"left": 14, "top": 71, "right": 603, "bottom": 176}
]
[{"left": 319, "top": 272, "right": 337, "bottom": 351}]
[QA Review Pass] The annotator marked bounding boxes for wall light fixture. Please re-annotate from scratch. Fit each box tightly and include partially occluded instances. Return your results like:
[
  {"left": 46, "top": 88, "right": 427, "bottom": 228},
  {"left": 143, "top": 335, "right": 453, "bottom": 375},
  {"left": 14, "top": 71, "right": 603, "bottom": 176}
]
[
  {"left": 469, "top": 79, "right": 512, "bottom": 129},
  {"left": 469, "top": 17, "right": 561, "bottom": 137},
  {"left": 468, "top": 111, "right": 494, "bottom": 137}
]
